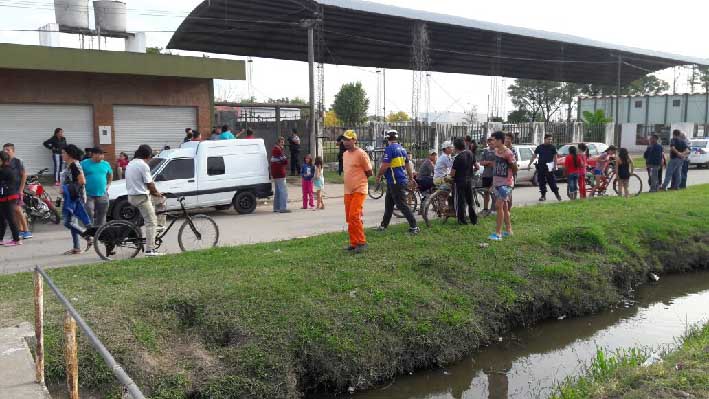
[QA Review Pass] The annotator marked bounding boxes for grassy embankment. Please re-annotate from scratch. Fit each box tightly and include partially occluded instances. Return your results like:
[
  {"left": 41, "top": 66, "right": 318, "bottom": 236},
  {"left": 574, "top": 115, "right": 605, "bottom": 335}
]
[
  {"left": 551, "top": 322, "right": 709, "bottom": 399},
  {"left": 1, "top": 187, "right": 709, "bottom": 398}
]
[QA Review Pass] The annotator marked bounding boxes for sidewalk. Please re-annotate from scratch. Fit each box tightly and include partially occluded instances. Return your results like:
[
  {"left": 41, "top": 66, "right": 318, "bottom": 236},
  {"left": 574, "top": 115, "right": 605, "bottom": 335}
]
[{"left": 0, "top": 323, "right": 50, "bottom": 399}]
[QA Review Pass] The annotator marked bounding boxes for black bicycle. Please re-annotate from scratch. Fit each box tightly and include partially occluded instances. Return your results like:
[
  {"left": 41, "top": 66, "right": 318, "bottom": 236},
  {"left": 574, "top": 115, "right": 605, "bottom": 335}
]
[{"left": 93, "top": 197, "right": 219, "bottom": 261}]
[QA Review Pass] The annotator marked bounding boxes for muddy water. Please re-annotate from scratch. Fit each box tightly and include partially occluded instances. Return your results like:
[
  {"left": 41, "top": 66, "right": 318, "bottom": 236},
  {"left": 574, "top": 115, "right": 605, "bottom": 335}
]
[{"left": 324, "top": 271, "right": 709, "bottom": 399}]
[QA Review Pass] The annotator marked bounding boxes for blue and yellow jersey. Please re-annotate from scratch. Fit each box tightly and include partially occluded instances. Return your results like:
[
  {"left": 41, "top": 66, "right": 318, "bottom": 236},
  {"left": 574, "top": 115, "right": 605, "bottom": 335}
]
[{"left": 382, "top": 143, "right": 409, "bottom": 185}]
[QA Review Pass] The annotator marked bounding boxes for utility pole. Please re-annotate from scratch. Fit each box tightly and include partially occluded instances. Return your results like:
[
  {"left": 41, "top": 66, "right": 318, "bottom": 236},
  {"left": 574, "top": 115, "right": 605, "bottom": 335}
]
[
  {"left": 383, "top": 69, "right": 387, "bottom": 123},
  {"left": 616, "top": 55, "right": 622, "bottom": 137}
]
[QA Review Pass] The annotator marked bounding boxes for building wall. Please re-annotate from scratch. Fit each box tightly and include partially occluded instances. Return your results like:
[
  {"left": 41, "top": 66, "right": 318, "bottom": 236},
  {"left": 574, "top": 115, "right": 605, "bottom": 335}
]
[
  {"left": 580, "top": 94, "right": 709, "bottom": 126},
  {"left": 0, "top": 68, "right": 213, "bottom": 163}
]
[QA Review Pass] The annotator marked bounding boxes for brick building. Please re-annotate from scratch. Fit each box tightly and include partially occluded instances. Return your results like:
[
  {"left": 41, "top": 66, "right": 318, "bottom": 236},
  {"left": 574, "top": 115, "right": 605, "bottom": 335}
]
[{"left": 0, "top": 43, "right": 244, "bottom": 173}]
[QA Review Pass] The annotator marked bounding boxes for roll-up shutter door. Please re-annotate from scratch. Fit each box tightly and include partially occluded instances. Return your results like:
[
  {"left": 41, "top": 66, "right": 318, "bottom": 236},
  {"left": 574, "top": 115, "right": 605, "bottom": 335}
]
[
  {"left": 114, "top": 106, "right": 197, "bottom": 157},
  {"left": 0, "top": 104, "right": 94, "bottom": 174}
]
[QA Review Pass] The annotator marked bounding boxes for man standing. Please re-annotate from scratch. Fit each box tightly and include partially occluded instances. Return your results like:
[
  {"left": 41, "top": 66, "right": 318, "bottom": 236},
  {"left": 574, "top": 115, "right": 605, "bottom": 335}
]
[
  {"left": 218, "top": 125, "right": 236, "bottom": 140},
  {"left": 2, "top": 144, "right": 30, "bottom": 239},
  {"left": 479, "top": 137, "right": 497, "bottom": 216},
  {"left": 450, "top": 138, "right": 477, "bottom": 225},
  {"left": 661, "top": 130, "right": 689, "bottom": 190},
  {"left": 528, "top": 134, "right": 562, "bottom": 202},
  {"left": 80, "top": 147, "right": 113, "bottom": 227},
  {"left": 183, "top": 128, "right": 193, "bottom": 143},
  {"left": 288, "top": 128, "right": 302, "bottom": 176},
  {"left": 270, "top": 137, "right": 290, "bottom": 213},
  {"left": 375, "top": 130, "right": 419, "bottom": 235},
  {"left": 341, "top": 130, "right": 372, "bottom": 253},
  {"left": 679, "top": 132, "right": 691, "bottom": 189},
  {"left": 643, "top": 134, "right": 663, "bottom": 192},
  {"left": 125, "top": 144, "right": 165, "bottom": 256},
  {"left": 209, "top": 126, "right": 222, "bottom": 141}
]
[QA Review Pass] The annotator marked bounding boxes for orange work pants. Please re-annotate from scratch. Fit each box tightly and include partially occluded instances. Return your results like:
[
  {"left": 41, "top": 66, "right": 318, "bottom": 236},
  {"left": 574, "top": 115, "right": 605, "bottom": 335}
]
[{"left": 344, "top": 193, "right": 366, "bottom": 247}]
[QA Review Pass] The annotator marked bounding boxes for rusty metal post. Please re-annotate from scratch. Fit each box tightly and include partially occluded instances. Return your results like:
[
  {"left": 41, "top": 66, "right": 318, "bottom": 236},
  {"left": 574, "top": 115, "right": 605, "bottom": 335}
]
[
  {"left": 34, "top": 271, "right": 44, "bottom": 384},
  {"left": 64, "top": 311, "right": 79, "bottom": 399}
]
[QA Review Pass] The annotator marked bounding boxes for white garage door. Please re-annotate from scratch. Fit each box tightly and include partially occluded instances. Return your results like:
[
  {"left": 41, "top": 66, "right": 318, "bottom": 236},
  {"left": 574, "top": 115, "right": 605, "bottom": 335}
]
[
  {"left": 0, "top": 104, "right": 94, "bottom": 174},
  {"left": 114, "top": 106, "right": 197, "bottom": 157}
]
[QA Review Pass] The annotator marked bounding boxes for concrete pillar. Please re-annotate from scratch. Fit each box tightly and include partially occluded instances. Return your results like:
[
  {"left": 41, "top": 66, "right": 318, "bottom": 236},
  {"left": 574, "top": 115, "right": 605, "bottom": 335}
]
[{"left": 604, "top": 123, "right": 615, "bottom": 146}]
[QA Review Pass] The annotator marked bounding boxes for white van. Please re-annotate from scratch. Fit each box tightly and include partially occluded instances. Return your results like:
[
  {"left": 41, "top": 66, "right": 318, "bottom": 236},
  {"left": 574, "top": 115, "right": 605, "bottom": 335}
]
[{"left": 108, "top": 139, "right": 273, "bottom": 222}]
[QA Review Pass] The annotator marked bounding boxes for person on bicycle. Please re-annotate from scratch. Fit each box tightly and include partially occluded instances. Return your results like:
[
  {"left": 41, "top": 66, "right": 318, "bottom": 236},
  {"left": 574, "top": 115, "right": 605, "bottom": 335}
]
[
  {"left": 126, "top": 144, "right": 166, "bottom": 257},
  {"left": 415, "top": 149, "right": 437, "bottom": 194},
  {"left": 450, "top": 138, "right": 477, "bottom": 225},
  {"left": 591, "top": 145, "right": 616, "bottom": 196},
  {"left": 375, "top": 130, "right": 420, "bottom": 235},
  {"left": 433, "top": 141, "right": 454, "bottom": 188}
]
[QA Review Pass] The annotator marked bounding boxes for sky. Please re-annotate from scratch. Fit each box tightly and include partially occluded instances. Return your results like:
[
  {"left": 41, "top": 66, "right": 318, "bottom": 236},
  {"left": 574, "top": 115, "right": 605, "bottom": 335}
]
[{"left": 1, "top": 0, "right": 708, "bottom": 121}]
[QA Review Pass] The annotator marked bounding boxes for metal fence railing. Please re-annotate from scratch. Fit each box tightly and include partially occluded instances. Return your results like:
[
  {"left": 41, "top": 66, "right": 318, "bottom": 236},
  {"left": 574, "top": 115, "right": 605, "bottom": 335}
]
[{"left": 33, "top": 267, "right": 145, "bottom": 399}]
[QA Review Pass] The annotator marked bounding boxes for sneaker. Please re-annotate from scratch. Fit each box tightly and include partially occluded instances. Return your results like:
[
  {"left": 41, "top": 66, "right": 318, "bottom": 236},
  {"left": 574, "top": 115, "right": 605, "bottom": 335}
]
[
  {"left": 353, "top": 243, "right": 368, "bottom": 254},
  {"left": 145, "top": 250, "right": 166, "bottom": 257},
  {"left": 20, "top": 231, "right": 32, "bottom": 239},
  {"left": 374, "top": 225, "right": 387, "bottom": 232},
  {"left": 2, "top": 240, "right": 22, "bottom": 247},
  {"left": 409, "top": 227, "right": 420, "bottom": 235},
  {"left": 538, "top": 196, "right": 546, "bottom": 202},
  {"left": 502, "top": 232, "right": 513, "bottom": 238},
  {"left": 0, "top": 240, "right": 15, "bottom": 246},
  {"left": 344, "top": 245, "right": 356, "bottom": 252},
  {"left": 488, "top": 233, "right": 503, "bottom": 241},
  {"left": 554, "top": 192, "right": 562, "bottom": 202},
  {"left": 279, "top": 209, "right": 292, "bottom": 214}
]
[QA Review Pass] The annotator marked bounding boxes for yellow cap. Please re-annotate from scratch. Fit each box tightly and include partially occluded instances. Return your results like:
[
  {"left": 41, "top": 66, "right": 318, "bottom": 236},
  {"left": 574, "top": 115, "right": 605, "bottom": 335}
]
[{"left": 343, "top": 130, "right": 357, "bottom": 141}]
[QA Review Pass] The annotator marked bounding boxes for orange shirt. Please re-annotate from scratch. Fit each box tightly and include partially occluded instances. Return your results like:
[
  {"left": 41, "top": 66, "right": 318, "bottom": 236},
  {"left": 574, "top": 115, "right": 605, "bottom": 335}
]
[{"left": 343, "top": 148, "right": 372, "bottom": 195}]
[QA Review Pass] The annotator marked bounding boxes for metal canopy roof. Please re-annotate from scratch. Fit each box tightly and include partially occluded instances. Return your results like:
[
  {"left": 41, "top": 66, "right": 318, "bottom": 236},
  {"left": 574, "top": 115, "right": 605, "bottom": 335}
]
[{"left": 167, "top": 0, "right": 709, "bottom": 85}]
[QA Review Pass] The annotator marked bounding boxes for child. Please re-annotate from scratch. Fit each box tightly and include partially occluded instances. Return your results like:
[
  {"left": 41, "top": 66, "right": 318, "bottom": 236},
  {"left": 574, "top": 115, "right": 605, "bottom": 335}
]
[
  {"left": 577, "top": 143, "right": 589, "bottom": 199},
  {"left": 592, "top": 145, "right": 616, "bottom": 196},
  {"left": 489, "top": 131, "right": 517, "bottom": 241},
  {"left": 301, "top": 154, "right": 315, "bottom": 209},
  {"left": 313, "top": 156, "right": 325, "bottom": 210},
  {"left": 116, "top": 152, "right": 129, "bottom": 180},
  {"left": 564, "top": 146, "right": 581, "bottom": 200},
  {"left": 616, "top": 148, "right": 634, "bottom": 198}
]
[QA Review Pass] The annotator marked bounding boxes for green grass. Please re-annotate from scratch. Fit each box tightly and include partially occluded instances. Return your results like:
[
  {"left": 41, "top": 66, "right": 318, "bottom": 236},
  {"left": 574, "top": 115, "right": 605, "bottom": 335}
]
[
  {"left": 632, "top": 156, "right": 647, "bottom": 169},
  {"left": 551, "top": 322, "right": 709, "bottom": 399},
  {"left": 1, "top": 187, "right": 709, "bottom": 398}
]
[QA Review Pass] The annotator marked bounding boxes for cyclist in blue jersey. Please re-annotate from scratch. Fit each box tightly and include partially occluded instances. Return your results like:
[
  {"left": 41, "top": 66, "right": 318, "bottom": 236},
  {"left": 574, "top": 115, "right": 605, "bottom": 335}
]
[{"left": 375, "top": 130, "right": 420, "bottom": 235}]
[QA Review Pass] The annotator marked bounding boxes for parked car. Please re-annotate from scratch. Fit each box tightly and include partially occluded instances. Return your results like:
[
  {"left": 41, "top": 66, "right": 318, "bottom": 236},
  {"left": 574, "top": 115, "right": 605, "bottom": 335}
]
[
  {"left": 108, "top": 139, "right": 273, "bottom": 223},
  {"left": 511, "top": 144, "right": 538, "bottom": 186},
  {"left": 555, "top": 142, "right": 609, "bottom": 178},
  {"left": 688, "top": 139, "right": 709, "bottom": 168}
]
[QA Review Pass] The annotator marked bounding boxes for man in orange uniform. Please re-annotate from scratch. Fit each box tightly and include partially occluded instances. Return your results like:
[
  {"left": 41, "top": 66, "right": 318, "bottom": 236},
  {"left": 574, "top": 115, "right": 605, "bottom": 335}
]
[{"left": 341, "top": 130, "right": 373, "bottom": 254}]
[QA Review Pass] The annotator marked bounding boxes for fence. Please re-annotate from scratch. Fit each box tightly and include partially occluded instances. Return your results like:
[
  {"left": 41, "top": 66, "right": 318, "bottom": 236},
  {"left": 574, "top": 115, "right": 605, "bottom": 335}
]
[{"left": 33, "top": 267, "right": 145, "bottom": 399}]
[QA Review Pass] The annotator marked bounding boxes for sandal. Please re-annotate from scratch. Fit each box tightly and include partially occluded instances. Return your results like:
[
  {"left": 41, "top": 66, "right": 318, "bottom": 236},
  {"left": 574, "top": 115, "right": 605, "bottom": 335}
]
[{"left": 63, "top": 249, "right": 82, "bottom": 255}]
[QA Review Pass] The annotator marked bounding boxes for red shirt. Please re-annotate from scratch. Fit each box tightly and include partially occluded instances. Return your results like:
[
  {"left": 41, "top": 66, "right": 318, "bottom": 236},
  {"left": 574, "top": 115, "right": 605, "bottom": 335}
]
[
  {"left": 564, "top": 154, "right": 585, "bottom": 175},
  {"left": 270, "top": 145, "right": 288, "bottom": 179},
  {"left": 117, "top": 158, "right": 129, "bottom": 169}
]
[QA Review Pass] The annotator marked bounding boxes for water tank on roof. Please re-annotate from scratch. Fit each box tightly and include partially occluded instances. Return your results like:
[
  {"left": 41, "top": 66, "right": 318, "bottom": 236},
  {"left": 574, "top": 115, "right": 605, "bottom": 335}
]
[
  {"left": 54, "top": 0, "right": 89, "bottom": 29},
  {"left": 93, "top": 0, "right": 126, "bottom": 33}
]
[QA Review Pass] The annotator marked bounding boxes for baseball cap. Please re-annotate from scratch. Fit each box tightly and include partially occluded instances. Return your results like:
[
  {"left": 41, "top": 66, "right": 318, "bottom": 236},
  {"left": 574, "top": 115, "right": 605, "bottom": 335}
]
[
  {"left": 343, "top": 130, "right": 357, "bottom": 140},
  {"left": 441, "top": 141, "right": 453, "bottom": 149},
  {"left": 429, "top": 149, "right": 437, "bottom": 155}
]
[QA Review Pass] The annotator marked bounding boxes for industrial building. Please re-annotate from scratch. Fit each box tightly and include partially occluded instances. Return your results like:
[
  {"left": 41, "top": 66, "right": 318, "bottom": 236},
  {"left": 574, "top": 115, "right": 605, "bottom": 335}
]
[{"left": 0, "top": 1, "right": 245, "bottom": 173}]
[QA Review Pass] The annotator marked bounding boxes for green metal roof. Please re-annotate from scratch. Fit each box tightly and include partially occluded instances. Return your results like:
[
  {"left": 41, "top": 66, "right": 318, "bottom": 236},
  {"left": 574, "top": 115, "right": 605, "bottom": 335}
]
[{"left": 0, "top": 43, "right": 245, "bottom": 80}]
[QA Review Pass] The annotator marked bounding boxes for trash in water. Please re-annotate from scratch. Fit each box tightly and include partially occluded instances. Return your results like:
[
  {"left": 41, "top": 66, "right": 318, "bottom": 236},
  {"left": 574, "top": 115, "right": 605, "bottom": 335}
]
[
  {"left": 479, "top": 243, "right": 490, "bottom": 249},
  {"left": 641, "top": 352, "right": 663, "bottom": 367},
  {"left": 557, "top": 315, "right": 566, "bottom": 320},
  {"left": 347, "top": 386, "right": 355, "bottom": 394},
  {"left": 443, "top": 371, "right": 449, "bottom": 375},
  {"left": 498, "top": 337, "right": 503, "bottom": 342},
  {"left": 649, "top": 273, "right": 660, "bottom": 282}
]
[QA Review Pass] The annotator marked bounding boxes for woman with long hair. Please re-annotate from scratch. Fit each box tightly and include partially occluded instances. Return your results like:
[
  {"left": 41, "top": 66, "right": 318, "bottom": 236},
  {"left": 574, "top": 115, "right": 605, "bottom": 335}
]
[
  {"left": 61, "top": 144, "right": 92, "bottom": 254},
  {"left": 616, "top": 148, "right": 634, "bottom": 198}
]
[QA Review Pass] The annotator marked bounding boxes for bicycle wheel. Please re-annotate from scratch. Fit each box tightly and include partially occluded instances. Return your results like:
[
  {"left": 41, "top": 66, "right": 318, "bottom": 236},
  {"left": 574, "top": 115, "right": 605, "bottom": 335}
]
[
  {"left": 613, "top": 174, "right": 643, "bottom": 197},
  {"left": 178, "top": 214, "right": 220, "bottom": 252},
  {"left": 94, "top": 220, "right": 142, "bottom": 261},
  {"left": 368, "top": 182, "right": 385, "bottom": 200},
  {"left": 393, "top": 189, "right": 418, "bottom": 218},
  {"left": 421, "top": 190, "right": 449, "bottom": 227}
]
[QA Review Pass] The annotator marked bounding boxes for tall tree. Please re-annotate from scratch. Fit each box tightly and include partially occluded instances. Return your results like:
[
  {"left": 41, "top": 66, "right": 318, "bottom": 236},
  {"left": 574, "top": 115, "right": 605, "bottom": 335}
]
[
  {"left": 580, "top": 74, "right": 670, "bottom": 96},
  {"left": 507, "top": 79, "right": 564, "bottom": 122},
  {"left": 582, "top": 110, "right": 613, "bottom": 125},
  {"left": 324, "top": 110, "right": 341, "bottom": 127},
  {"left": 688, "top": 66, "right": 709, "bottom": 93},
  {"left": 332, "top": 82, "right": 370, "bottom": 126},
  {"left": 386, "top": 111, "right": 411, "bottom": 123}
]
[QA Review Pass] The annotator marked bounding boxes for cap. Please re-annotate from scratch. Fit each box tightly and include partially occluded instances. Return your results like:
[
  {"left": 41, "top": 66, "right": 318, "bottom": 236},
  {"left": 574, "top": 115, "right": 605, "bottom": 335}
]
[
  {"left": 89, "top": 147, "right": 105, "bottom": 154},
  {"left": 385, "top": 129, "right": 399, "bottom": 141},
  {"left": 343, "top": 130, "right": 357, "bottom": 141},
  {"left": 429, "top": 149, "right": 437, "bottom": 155},
  {"left": 441, "top": 141, "right": 453, "bottom": 149}
]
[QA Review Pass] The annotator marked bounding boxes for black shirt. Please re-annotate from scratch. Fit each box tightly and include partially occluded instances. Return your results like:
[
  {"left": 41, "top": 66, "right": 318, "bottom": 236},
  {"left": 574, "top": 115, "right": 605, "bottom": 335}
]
[
  {"left": 337, "top": 135, "right": 346, "bottom": 154},
  {"left": 670, "top": 138, "right": 688, "bottom": 160},
  {"left": 534, "top": 143, "right": 557, "bottom": 164},
  {"left": 288, "top": 135, "right": 301, "bottom": 153},
  {"left": 0, "top": 166, "right": 17, "bottom": 197},
  {"left": 451, "top": 150, "right": 474, "bottom": 185},
  {"left": 43, "top": 136, "right": 67, "bottom": 154},
  {"left": 8, "top": 158, "right": 23, "bottom": 192}
]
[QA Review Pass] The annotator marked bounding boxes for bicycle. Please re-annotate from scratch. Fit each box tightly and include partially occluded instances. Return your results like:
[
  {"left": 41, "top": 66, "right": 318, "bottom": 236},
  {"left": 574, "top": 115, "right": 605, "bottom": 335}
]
[
  {"left": 471, "top": 173, "right": 496, "bottom": 214},
  {"left": 93, "top": 197, "right": 219, "bottom": 261},
  {"left": 588, "top": 162, "right": 643, "bottom": 197},
  {"left": 421, "top": 180, "right": 456, "bottom": 227}
]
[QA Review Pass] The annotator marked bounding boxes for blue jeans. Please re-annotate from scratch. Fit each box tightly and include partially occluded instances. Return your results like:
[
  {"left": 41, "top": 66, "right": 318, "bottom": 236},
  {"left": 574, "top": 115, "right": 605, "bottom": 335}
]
[
  {"left": 662, "top": 158, "right": 683, "bottom": 190},
  {"left": 567, "top": 174, "right": 579, "bottom": 194},
  {"left": 63, "top": 210, "right": 88, "bottom": 250},
  {"left": 647, "top": 165, "right": 660, "bottom": 192},
  {"left": 680, "top": 159, "right": 689, "bottom": 189},
  {"left": 273, "top": 178, "right": 288, "bottom": 212}
]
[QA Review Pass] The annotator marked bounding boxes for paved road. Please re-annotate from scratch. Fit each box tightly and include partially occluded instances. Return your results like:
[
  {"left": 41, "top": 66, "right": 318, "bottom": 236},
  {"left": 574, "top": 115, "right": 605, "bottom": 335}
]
[{"left": 2, "top": 169, "right": 708, "bottom": 275}]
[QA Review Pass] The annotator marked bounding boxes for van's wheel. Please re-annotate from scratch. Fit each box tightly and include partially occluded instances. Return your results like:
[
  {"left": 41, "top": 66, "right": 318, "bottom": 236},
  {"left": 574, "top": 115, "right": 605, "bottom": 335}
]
[
  {"left": 112, "top": 198, "right": 141, "bottom": 224},
  {"left": 233, "top": 192, "right": 257, "bottom": 214}
]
